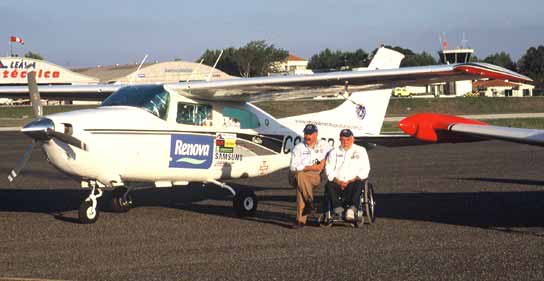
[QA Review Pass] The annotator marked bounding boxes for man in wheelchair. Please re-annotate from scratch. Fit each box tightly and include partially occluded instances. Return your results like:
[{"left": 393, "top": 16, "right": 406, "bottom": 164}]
[{"left": 323, "top": 129, "right": 370, "bottom": 223}]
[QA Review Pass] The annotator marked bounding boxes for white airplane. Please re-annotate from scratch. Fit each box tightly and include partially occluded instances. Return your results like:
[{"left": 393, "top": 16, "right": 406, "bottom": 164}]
[{"left": 3, "top": 47, "right": 533, "bottom": 224}]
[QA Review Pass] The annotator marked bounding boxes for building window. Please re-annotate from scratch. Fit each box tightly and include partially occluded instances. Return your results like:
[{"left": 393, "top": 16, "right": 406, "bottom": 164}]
[
  {"left": 523, "top": 89, "right": 530, "bottom": 96},
  {"left": 505, "top": 89, "right": 513, "bottom": 97}
]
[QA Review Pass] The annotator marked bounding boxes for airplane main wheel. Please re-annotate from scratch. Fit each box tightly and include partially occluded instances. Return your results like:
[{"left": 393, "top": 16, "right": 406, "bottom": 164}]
[
  {"left": 79, "top": 201, "right": 99, "bottom": 224},
  {"left": 111, "top": 188, "right": 132, "bottom": 213},
  {"left": 233, "top": 190, "right": 257, "bottom": 217}
]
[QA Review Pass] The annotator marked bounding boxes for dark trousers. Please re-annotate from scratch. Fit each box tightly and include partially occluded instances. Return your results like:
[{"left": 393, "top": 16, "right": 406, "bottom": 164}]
[{"left": 325, "top": 179, "right": 365, "bottom": 209}]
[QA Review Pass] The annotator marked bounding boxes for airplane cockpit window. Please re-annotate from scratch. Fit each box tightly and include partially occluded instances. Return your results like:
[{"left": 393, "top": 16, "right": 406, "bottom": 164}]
[
  {"left": 222, "top": 107, "right": 260, "bottom": 129},
  {"left": 102, "top": 85, "right": 170, "bottom": 120},
  {"left": 177, "top": 103, "right": 213, "bottom": 126}
]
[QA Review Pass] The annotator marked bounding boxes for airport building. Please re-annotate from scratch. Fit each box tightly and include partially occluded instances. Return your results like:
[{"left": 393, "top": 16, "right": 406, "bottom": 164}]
[
  {"left": 473, "top": 80, "right": 534, "bottom": 97},
  {"left": 0, "top": 57, "right": 98, "bottom": 85},
  {"left": 74, "top": 61, "right": 233, "bottom": 84},
  {"left": 270, "top": 54, "right": 312, "bottom": 75}
]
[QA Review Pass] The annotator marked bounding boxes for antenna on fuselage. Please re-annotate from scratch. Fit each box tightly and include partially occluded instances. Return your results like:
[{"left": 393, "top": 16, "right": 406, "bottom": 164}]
[
  {"left": 130, "top": 54, "right": 148, "bottom": 85},
  {"left": 187, "top": 59, "right": 204, "bottom": 83},
  {"left": 206, "top": 49, "right": 224, "bottom": 81}
]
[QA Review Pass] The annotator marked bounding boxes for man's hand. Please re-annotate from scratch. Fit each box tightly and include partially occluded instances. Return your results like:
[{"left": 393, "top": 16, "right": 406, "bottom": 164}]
[
  {"left": 303, "top": 162, "right": 324, "bottom": 172},
  {"left": 334, "top": 178, "right": 348, "bottom": 189}
]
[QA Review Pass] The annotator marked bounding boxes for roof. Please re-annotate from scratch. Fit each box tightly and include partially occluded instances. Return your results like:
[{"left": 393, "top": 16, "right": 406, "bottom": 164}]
[
  {"left": 473, "top": 79, "right": 519, "bottom": 88},
  {"left": 73, "top": 63, "right": 157, "bottom": 83},
  {"left": 287, "top": 54, "right": 306, "bottom": 61},
  {"left": 72, "top": 61, "right": 233, "bottom": 83}
]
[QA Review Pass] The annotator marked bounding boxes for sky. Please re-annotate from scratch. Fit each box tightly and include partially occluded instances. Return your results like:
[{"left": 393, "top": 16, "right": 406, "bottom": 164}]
[{"left": 1, "top": 0, "right": 542, "bottom": 68}]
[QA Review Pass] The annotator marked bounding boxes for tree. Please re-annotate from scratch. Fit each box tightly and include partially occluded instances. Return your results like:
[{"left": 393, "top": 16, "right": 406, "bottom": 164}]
[
  {"left": 197, "top": 41, "right": 288, "bottom": 77},
  {"left": 518, "top": 45, "right": 544, "bottom": 87},
  {"left": 197, "top": 48, "right": 239, "bottom": 76},
  {"left": 483, "top": 52, "right": 516, "bottom": 70},
  {"left": 24, "top": 51, "right": 43, "bottom": 60},
  {"left": 308, "top": 48, "right": 369, "bottom": 71},
  {"left": 469, "top": 55, "right": 480, "bottom": 62},
  {"left": 403, "top": 52, "right": 437, "bottom": 67},
  {"left": 235, "top": 41, "right": 288, "bottom": 77},
  {"left": 371, "top": 46, "right": 436, "bottom": 67}
]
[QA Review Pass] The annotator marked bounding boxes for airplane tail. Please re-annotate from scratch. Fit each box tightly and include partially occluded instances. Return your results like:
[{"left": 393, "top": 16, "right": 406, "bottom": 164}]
[
  {"left": 278, "top": 47, "right": 403, "bottom": 139},
  {"left": 279, "top": 89, "right": 392, "bottom": 138},
  {"left": 367, "top": 47, "right": 405, "bottom": 70}
]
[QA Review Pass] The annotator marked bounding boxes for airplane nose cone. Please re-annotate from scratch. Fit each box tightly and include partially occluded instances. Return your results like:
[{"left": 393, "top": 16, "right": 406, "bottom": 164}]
[
  {"left": 21, "top": 117, "right": 54, "bottom": 140},
  {"left": 398, "top": 117, "right": 418, "bottom": 136}
]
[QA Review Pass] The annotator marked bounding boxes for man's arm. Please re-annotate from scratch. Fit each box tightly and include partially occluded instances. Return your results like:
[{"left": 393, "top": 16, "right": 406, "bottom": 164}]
[
  {"left": 356, "top": 147, "right": 371, "bottom": 181},
  {"left": 289, "top": 145, "right": 305, "bottom": 172}
]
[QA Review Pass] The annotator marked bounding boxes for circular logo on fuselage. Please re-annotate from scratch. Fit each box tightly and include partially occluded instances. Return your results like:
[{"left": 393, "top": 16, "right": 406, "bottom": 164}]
[{"left": 356, "top": 105, "right": 366, "bottom": 120}]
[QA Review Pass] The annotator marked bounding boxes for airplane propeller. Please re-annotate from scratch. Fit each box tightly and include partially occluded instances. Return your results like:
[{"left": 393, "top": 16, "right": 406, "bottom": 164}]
[{"left": 8, "top": 71, "right": 87, "bottom": 183}]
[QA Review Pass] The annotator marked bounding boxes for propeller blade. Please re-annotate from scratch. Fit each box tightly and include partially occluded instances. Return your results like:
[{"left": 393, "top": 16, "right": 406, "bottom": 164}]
[
  {"left": 48, "top": 129, "right": 88, "bottom": 151},
  {"left": 27, "top": 71, "right": 42, "bottom": 118},
  {"left": 8, "top": 142, "right": 35, "bottom": 182}
]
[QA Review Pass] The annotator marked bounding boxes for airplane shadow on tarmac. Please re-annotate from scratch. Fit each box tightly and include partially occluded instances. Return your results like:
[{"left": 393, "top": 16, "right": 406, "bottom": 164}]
[{"left": 0, "top": 180, "right": 543, "bottom": 230}]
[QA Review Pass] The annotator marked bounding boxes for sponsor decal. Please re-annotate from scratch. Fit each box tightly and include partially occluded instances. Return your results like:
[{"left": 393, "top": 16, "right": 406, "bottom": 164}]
[
  {"left": 215, "top": 152, "right": 243, "bottom": 161},
  {"left": 169, "top": 134, "right": 214, "bottom": 169},
  {"left": 356, "top": 104, "right": 366, "bottom": 120},
  {"left": 216, "top": 133, "right": 236, "bottom": 150},
  {"left": 258, "top": 160, "right": 269, "bottom": 176}
]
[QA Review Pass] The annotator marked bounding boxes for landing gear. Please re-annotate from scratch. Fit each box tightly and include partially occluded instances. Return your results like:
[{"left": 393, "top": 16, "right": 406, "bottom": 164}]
[
  {"left": 207, "top": 180, "right": 258, "bottom": 217},
  {"left": 233, "top": 190, "right": 257, "bottom": 217},
  {"left": 110, "top": 187, "right": 133, "bottom": 213},
  {"left": 79, "top": 185, "right": 103, "bottom": 224}
]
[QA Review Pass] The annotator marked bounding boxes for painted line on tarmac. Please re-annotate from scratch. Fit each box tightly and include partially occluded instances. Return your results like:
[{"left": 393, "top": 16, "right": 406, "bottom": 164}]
[
  {"left": 0, "top": 277, "right": 71, "bottom": 281},
  {"left": 385, "top": 112, "right": 544, "bottom": 122},
  {"left": 0, "top": 127, "right": 20, "bottom": 132}
]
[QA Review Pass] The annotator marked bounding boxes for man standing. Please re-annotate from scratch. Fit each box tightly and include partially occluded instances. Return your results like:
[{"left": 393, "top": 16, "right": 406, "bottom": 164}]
[
  {"left": 289, "top": 124, "right": 330, "bottom": 229},
  {"left": 325, "top": 129, "right": 370, "bottom": 221}
]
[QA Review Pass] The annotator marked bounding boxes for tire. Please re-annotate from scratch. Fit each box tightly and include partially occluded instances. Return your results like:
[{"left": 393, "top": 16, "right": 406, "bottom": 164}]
[
  {"left": 79, "top": 200, "right": 99, "bottom": 224},
  {"left": 233, "top": 190, "right": 257, "bottom": 217},
  {"left": 111, "top": 187, "right": 132, "bottom": 213},
  {"left": 363, "top": 183, "right": 376, "bottom": 224}
]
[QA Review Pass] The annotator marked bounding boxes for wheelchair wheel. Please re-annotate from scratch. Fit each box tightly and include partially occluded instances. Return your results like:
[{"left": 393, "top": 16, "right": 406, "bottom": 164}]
[{"left": 363, "top": 183, "right": 376, "bottom": 224}]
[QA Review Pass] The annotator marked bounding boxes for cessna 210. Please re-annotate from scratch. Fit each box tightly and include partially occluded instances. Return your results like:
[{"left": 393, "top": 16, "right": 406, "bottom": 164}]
[{"left": 3, "top": 47, "right": 533, "bottom": 223}]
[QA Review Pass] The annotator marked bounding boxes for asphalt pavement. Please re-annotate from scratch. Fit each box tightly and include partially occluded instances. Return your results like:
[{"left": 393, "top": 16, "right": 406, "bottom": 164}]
[{"left": 0, "top": 132, "right": 543, "bottom": 281}]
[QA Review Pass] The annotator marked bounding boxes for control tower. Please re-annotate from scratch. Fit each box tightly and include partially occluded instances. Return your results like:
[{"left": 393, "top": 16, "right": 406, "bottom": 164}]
[
  {"left": 438, "top": 48, "right": 474, "bottom": 64},
  {"left": 431, "top": 34, "right": 475, "bottom": 96}
]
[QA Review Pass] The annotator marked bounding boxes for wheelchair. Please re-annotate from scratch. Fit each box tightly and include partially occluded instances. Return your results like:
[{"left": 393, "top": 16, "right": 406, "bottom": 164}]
[{"left": 319, "top": 181, "right": 376, "bottom": 227}]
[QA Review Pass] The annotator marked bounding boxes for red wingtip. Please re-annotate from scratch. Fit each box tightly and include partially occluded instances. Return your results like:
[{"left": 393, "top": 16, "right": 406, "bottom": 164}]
[{"left": 399, "top": 113, "right": 487, "bottom": 142}]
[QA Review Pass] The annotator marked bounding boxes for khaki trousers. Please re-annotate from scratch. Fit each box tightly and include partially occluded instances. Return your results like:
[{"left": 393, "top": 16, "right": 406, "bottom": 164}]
[{"left": 293, "top": 171, "right": 321, "bottom": 224}]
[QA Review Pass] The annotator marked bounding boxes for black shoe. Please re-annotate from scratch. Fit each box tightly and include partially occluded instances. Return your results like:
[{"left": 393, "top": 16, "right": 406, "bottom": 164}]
[{"left": 291, "top": 222, "right": 305, "bottom": 229}]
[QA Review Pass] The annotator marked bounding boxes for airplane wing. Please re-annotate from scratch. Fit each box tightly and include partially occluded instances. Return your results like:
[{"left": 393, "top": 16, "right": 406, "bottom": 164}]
[
  {"left": 0, "top": 62, "right": 532, "bottom": 102},
  {"left": 166, "top": 62, "right": 532, "bottom": 102},
  {"left": 398, "top": 113, "right": 544, "bottom": 146}
]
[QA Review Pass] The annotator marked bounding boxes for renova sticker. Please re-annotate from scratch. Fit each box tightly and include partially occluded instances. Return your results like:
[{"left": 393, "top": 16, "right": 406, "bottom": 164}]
[{"left": 169, "top": 134, "right": 214, "bottom": 169}]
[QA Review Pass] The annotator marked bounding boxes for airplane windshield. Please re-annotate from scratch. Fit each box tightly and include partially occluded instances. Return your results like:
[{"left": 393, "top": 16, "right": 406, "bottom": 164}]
[{"left": 102, "top": 85, "right": 170, "bottom": 120}]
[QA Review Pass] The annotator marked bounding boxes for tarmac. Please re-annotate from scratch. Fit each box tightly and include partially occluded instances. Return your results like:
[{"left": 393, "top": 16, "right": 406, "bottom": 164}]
[{"left": 0, "top": 131, "right": 543, "bottom": 281}]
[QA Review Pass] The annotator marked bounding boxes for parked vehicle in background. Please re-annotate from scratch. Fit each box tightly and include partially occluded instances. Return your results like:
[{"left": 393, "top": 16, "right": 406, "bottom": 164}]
[{"left": 392, "top": 87, "right": 411, "bottom": 97}]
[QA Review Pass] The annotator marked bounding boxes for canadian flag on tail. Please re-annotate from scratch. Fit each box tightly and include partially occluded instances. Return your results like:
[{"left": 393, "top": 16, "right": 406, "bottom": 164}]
[{"left": 10, "top": 36, "right": 24, "bottom": 45}]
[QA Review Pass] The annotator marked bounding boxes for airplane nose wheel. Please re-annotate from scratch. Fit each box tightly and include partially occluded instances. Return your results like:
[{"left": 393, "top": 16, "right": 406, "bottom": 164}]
[
  {"left": 79, "top": 186, "right": 103, "bottom": 224},
  {"left": 233, "top": 190, "right": 257, "bottom": 217}
]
